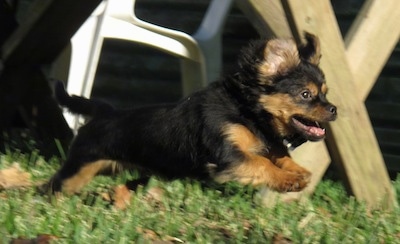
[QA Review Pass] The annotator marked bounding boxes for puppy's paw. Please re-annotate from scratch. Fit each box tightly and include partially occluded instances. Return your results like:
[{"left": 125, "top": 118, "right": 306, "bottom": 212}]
[
  {"left": 290, "top": 167, "right": 311, "bottom": 180},
  {"left": 281, "top": 163, "right": 311, "bottom": 177},
  {"left": 273, "top": 171, "right": 311, "bottom": 192},
  {"left": 37, "top": 175, "right": 63, "bottom": 195}
]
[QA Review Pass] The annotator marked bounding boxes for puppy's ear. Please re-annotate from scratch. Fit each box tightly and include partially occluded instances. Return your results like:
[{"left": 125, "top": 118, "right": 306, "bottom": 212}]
[
  {"left": 298, "top": 32, "right": 321, "bottom": 65},
  {"left": 259, "top": 38, "right": 300, "bottom": 79}
]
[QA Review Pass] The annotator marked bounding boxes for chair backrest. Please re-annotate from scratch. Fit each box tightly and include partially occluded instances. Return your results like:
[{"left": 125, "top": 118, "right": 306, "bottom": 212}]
[
  {"left": 194, "top": 0, "right": 234, "bottom": 40},
  {"left": 106, "top": 0, "right": 136, "bottom": 22}
]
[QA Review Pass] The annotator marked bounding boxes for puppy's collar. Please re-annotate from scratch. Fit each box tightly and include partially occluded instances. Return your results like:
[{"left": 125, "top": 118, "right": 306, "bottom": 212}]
[{"left": 283, "top": 135, "right": 307, "bottom": 151}]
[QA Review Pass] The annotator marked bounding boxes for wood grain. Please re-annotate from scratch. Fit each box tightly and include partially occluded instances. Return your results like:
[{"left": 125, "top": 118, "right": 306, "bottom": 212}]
[
  {"left": 345, "top": 0, "right": 400, "bottom": 101},
  {"left": 282, "top": 0, "right": 396, "bottom": 209}
]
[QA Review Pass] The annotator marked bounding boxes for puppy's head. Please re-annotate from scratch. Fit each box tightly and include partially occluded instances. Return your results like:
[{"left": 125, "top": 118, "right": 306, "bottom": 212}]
[{"left": 236, "top": 33, "right": 337, "bottom": 141}]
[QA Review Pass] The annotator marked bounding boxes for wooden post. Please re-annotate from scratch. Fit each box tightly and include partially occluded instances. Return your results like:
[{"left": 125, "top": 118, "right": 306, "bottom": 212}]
[
  {"left": 238, "top": 0, "right": 331, "bottom": 205},
  {"left": 236, "top": 0, "right": 291, "bottom": 38},
  {"left": 345, "top": 0, "right": 400, "bottom": 101},
  {"left": 239, "top": 0, "right": 397, "bottom": 209},
  {"left": 237, "top": 0, "right": 331, "bottom": 206},
  {"left": 282, "top": 0, "right": 396, "bottom": 209}
]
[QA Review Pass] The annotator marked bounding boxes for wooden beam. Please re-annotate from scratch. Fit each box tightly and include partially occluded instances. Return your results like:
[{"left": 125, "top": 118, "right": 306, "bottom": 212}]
[
  {"left": 236, "top": 0, "right": 291, "bottom": 38},
  {"left": 237, "top": 0, "right": 331, "bottom": 205},
  {"left": 239, "top": 0, "right": 400, "bottom": 102},
  {"left": 345, "top": 0, "right": 400, "bottom": 101},
  {"left": 282, "top": 0, "right": 396, "bottom": 209}
]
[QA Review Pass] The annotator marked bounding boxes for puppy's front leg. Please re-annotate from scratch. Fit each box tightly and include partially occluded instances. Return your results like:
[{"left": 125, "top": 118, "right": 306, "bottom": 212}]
[
  {"left": 212, "top": 154, "right": 310, "bottom": 192},
  {"left": 275, "top": 155, "right": 311, "bottom": 179},
  {"left": 218, "top": 123, "right": 310, "bottom": 192}
]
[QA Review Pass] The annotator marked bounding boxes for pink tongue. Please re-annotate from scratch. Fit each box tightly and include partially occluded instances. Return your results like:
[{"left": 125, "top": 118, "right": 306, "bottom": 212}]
[{"left": 308, "top": 126, "right": 325, "bottom": 137}]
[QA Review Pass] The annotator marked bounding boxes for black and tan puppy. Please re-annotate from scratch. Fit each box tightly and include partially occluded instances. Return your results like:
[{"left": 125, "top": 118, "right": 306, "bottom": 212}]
[{"left": 48, "top": 33, "right": 336, "bottom": 195}]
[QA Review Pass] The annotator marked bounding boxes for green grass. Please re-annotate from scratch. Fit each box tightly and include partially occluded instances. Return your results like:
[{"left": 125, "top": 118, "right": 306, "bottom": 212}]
[{"left": 1, "top": 150, "right": 399, "bottom": 243}]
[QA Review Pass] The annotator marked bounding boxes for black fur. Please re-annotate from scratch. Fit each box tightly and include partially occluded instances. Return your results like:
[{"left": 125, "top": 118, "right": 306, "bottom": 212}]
[
  {"left": 47, "top": 34, "right": 337, "bottom": 194},
  {"left": 54, "top": 80, "right": 248, "bottom": 178}
]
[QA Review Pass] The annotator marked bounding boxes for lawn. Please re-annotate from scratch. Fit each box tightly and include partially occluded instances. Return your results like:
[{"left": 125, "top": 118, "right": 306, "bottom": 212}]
[{"left": 1, "top": 150, "right": 399, "bottom": 243}]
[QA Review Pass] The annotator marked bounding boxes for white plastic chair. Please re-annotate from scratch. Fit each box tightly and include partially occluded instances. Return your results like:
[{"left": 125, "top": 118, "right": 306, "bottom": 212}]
[{"left": 60, "top": 0, "right": 233, "bottom": 130}]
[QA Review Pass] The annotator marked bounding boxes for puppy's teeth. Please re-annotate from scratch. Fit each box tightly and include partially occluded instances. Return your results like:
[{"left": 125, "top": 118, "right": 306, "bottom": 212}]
[{"left": 315, "top": 121, "right": 320, "bottom": 127}]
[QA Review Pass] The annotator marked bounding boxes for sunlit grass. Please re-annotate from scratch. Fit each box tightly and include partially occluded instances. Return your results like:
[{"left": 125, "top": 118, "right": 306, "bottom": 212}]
[{"left": 0, "top": 151, "right": 399, "bottom": 243}]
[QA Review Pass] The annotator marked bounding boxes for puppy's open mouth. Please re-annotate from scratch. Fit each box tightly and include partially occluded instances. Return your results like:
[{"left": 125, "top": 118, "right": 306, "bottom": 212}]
[{"left": 291, "top": 116, "right": 325, "bottom": 141}]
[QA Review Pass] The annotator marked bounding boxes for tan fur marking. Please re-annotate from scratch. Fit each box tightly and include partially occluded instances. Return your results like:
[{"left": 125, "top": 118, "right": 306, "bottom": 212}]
[
  {"left": 321, "top": 83, "right": 328, "bottom": 95},
  {"left": 258, "top": 38, "right": 300, "bottom": 82},
  {"left": 214, "top": 153, "right": 309, "bottom": 192},
  {"left": 313, "top": 105, "right": 333, "bottom": 121},
  {"left": 259, "top": 93, "right": 299, "bottom": 117},
  {"left": 216, "top": 124, "right": 310, "bottom": 192},
  {"left": 306, "top": 83, "right": 319, "bottom": 97},
  {"left": 275, "top": 155, "right": 311, "bottom": 177},
  {"left": 258, "top": 94, "right": 304, "bottom": 136},
  {"left": 214, "top": 154, "right": 272, "bottom": 185},
  {"left": 62, "top": 160, "right": 117, "bottom": 194},
  {"left": 223, "top": 124, "right": 264, "bottom": 154},
  {"left": 259, "top": 91, "right": 334, "bottom": 136}
]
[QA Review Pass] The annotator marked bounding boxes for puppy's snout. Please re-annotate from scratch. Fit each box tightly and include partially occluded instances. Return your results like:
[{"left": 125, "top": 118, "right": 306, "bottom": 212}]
[
  {"left": 326, "top": 104, "right": 337, "bottom": 120},
  {"left": 329, "top": 105, "right": 337, "bottom": 115}
]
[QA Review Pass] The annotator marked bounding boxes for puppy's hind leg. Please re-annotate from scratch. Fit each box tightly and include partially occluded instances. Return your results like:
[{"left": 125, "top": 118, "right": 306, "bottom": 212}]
[{"left": 49, "top": 159, "right": 118, "bottom": 195}]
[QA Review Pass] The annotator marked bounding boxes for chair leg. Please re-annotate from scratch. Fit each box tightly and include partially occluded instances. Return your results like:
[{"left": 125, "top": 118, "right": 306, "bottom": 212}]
[
  {"left": 194, "top": 0, "right": 234, "bottom": 83},
  {"left": 65, "top": 14, "right": 106, "bottom": 131},
  {"left": 180, "top": 59, "right": 207, "bottom": 96},
  {"left": 197, "top": 35, "right": 223, "bottom": 83}
]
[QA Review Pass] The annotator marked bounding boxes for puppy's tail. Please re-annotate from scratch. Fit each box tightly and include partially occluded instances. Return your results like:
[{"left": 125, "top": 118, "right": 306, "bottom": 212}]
[{"left": 54, "top": 80, "right": 114, "bottom": 117}]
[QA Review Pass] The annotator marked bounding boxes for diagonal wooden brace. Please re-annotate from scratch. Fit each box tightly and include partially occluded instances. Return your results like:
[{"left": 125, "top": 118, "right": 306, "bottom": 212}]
[{"left": 239, "top": 0, "right": 397, "bottom": 209}]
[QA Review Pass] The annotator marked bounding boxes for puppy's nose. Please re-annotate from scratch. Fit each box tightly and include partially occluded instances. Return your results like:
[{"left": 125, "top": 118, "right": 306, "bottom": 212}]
[
  {"left": 329, "top": 105, "right": 337, "bottom": 115},
  {"left": 326, "top": 105, "right": 337, "bottom": 121}
]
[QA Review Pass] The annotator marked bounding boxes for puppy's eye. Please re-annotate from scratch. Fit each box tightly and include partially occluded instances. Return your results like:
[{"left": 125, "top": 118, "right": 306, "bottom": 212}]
[{"left": 301, "top": 90, "right": 312, "bottom": 100}]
